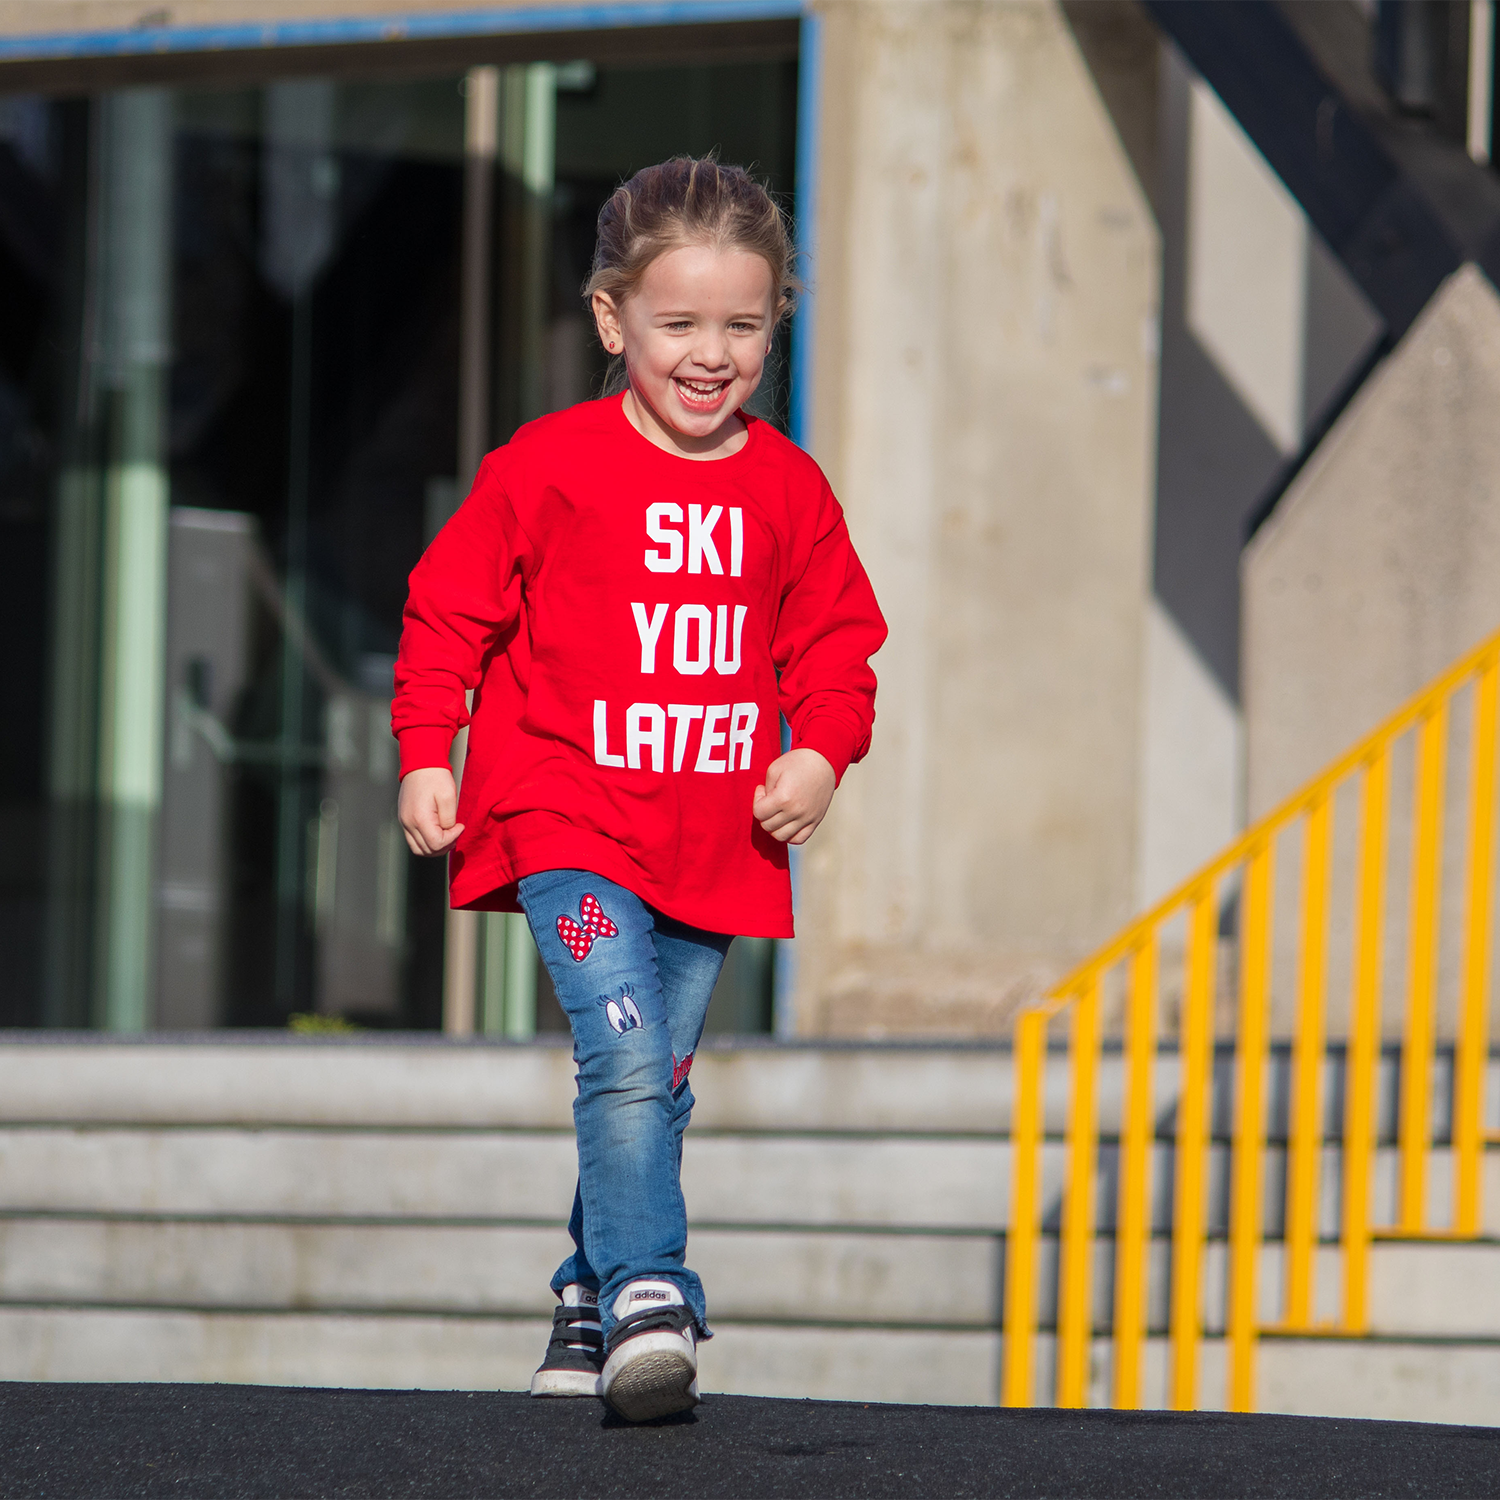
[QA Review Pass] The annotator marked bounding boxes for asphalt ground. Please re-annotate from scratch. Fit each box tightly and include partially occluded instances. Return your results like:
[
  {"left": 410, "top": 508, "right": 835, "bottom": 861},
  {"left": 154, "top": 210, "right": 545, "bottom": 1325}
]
[{"left": 1, "top": 1383, "right": 1497, "bottom": 1499}]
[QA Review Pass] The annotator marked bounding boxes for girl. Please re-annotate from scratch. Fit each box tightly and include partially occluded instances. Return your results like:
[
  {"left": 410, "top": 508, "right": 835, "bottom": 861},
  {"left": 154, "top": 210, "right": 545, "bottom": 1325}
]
[{"left": 393, "top": 158, "right": 886, "bottom": 1422}]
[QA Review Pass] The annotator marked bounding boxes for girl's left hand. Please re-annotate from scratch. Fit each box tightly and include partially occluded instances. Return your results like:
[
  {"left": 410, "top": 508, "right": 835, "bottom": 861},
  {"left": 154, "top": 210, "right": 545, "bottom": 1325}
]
[{"left": 753, "top": 748, "right": 836, "bottom": 845}]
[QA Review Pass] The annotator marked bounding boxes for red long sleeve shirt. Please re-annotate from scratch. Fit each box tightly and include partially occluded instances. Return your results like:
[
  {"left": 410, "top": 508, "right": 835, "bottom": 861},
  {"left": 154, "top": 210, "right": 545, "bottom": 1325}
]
[{"left": 392, "top": 394, "right": 887, "bottom": 938}]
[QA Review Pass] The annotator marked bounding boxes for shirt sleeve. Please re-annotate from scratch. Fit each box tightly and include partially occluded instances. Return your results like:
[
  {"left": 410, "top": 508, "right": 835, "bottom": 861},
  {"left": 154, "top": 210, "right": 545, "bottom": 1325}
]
[
  {"left": 391, "top": 453, "right": 532, "bottom": 777},
  {"left": 772, "top": 482, "right": 888, "bottom": 785}
]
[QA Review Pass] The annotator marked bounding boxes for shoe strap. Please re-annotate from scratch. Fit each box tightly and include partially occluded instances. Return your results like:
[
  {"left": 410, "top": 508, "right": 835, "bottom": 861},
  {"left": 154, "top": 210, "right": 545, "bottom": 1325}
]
[
  {"left": 548, "top": 1303, "right": 603, "bottom": 1353},
  {"left": 605, "top": 1302, "right": 694, "bottom": 1352}
]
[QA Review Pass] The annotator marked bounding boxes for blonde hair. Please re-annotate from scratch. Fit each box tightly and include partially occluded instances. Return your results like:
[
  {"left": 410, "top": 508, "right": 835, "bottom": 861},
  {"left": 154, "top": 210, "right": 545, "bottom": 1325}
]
[{"left": 585, "top": 156, "right": 799, "bottom": 387}]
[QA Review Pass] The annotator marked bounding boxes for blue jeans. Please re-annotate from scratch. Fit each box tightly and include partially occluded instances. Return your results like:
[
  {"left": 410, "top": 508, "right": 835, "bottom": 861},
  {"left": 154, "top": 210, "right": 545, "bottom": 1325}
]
[{"left": 517, "top": 869, "right": 730, "bottom": 1339}]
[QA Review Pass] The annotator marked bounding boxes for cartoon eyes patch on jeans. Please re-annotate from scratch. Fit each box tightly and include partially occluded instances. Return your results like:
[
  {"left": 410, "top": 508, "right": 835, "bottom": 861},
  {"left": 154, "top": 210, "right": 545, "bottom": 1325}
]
[{"left": 602, "top": 984, "right": 644, "bottom": 1036}]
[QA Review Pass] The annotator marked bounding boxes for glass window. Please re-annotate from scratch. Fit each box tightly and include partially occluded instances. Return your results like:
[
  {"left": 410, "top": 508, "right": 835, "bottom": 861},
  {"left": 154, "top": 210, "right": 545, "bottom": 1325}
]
[{"left": 0, "top": 51, "right": 797, "bottom": 1036}]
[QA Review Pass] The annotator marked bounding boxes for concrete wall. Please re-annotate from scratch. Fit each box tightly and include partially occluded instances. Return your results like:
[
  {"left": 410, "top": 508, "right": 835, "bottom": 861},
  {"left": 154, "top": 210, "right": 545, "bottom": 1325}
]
[
  {"left": 1242, "top": 265, "right": 1500, "bottom": 1039},
  {"left": 1138, "top": 46, "right": 1382, "bottom": 911},
  {"left": 797, "top": 0, "right": 1159, "bottom": 1037},
  {"left": 1244, "top": 263, "right": 1500, "bottom": 816}
]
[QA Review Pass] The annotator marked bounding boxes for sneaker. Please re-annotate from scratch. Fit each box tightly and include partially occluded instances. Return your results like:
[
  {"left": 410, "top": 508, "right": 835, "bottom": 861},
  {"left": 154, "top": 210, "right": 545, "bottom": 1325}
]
[
  {"left": 529, "top": 1284, "right": 603, "bottom": 1397},
  {"left": 599, "top": 1279, "right": 699, "bottom": 1421}
]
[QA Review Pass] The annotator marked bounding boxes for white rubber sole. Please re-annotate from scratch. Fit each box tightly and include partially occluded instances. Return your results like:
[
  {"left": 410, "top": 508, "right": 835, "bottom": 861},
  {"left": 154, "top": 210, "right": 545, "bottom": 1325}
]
[
  {"left": 601, "top": 1332, "right": 699, "bottom": 1422},
  {"left": 529, "top": 1368, "right": 601, "bottom": 1397}
]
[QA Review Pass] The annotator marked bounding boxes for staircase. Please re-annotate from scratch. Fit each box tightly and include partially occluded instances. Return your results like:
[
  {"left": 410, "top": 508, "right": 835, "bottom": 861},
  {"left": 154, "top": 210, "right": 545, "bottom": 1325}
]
[
  {"left": 0, "top": 1036, "right": 1015, "bottom": 1405},
  {"left": 1, "top": 1032, "right": 1498, "bottom": 1420},
  {"left": 1004, "top": 623, "right": 1500, "bottom": 1421}
]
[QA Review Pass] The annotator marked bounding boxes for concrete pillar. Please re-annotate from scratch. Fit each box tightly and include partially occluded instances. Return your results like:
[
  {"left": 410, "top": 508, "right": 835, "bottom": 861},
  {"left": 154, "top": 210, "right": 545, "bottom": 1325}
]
[{"left": 796, "top": 0, "right": 1159, "bottom": 1035}]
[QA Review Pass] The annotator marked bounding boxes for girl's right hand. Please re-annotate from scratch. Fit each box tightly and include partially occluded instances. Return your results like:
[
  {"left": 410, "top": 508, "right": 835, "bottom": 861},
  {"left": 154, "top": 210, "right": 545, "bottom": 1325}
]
[{"left": 398, "top": 767, "right": 465, "bottom": 856}]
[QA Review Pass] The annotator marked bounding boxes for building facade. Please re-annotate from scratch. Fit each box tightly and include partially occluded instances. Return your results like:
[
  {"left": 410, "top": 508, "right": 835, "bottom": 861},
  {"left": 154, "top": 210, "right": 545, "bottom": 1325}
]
[{"left": 1, "top": 0, "right": 1497, "bottom": 1040}]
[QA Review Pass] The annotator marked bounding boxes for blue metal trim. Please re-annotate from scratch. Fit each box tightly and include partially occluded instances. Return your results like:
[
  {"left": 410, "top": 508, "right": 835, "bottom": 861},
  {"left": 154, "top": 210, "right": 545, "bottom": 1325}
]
[
  {"left": 788, "top": 6, "right": 820, "bottom": 453},
  {"left": 0, "top": 0, "right": 802, "bottom": 63},
  {"left": 775, "top": 7, "right": 820, "bottom": 1033}
]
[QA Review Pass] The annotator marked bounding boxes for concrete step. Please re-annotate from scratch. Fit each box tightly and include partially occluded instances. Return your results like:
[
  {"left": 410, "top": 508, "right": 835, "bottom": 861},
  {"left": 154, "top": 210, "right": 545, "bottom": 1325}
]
[
  {"left": 1088, "top": 1334, "right": 1500, "bottom": 1426},
  {"left": 0, "top": 1040, "right": 1017, "bottom": 1134},
  {"left": 4, "top": 1039, "right": 1497, "bottom": 1423},
  {"left": 0, "top": 1127, "right": 575, "bottom": 1222},
  {"left": 0, "top": 1304, "right": 1493, "bottom": 1424},
  {"left": 3, "top": 1210, "right": 1490, "bottom": 1338},
  {"left": 0, "top": 1126, "right": 1010, "bottom": 1230},
  {"left": 3, "top": 1125, "right": 1494, "bottom": 1238},
  {"left": 0, "top": 1217, "right": 999, "bottom": 1326},
  {"left": 7, "top": 1038, "right": 1490, "bottom": 1138},
  {"left": 0, "top": 1304, "right": 1002, "bottom": 1405},
  {"left": 1019, "top": 1234, "right": 1500, "bottom": 1339},
  {"left": 1366, "top": 1238, "right": 1500, "bottom": 1337}
]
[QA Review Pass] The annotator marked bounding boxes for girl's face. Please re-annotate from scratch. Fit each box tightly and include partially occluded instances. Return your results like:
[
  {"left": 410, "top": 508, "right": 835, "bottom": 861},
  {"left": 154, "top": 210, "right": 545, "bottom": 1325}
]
[{"left": 593, "top": 243, "right": 777, "bottom": 457}]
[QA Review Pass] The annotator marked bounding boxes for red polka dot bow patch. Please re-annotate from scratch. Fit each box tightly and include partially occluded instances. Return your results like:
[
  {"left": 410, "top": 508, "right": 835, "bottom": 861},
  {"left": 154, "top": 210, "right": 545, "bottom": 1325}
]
[{"left": 556, "top": 893, "right": 619, "bottom": 962}]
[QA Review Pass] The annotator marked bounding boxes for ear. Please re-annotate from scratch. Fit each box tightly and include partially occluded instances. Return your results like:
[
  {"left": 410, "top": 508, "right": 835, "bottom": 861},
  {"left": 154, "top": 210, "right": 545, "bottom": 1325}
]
[{"left": 592, "top": 290, "right": 624, "bottom": 355}]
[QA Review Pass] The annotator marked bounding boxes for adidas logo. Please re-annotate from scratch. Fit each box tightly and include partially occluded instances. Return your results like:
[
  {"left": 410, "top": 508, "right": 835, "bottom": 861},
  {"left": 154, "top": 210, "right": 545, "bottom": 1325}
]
[{"left": 631, "top": 1289, "right": 671, "bottom": 1302}]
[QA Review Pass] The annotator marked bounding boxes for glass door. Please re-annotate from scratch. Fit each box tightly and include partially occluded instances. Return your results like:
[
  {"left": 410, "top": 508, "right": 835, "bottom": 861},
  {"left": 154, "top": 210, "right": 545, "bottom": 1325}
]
[
  {"left": 0, "top": 46, "right": 797, "bottom": 1035},
  {"left": 33, "top": 77, "right": 465, "bottom": 1029}
]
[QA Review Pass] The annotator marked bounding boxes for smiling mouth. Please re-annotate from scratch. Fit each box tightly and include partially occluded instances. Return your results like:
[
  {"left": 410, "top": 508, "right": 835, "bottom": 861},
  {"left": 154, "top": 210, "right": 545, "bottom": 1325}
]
[{"left": 673, "top": 377, "right": 731, "bottom": 411}]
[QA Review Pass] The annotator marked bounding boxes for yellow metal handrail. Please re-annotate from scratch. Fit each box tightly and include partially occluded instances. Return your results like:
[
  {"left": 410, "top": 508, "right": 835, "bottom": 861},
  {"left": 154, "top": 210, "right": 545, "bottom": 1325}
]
[{"left": 1003, "top": 624, "right": 1500, "bottom": 1411}]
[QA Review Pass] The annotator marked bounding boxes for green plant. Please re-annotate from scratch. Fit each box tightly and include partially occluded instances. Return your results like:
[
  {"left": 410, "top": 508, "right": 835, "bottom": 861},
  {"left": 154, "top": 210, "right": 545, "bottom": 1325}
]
[{"left": 287, "top": 1012, "right": 362, "bottom": 1035}]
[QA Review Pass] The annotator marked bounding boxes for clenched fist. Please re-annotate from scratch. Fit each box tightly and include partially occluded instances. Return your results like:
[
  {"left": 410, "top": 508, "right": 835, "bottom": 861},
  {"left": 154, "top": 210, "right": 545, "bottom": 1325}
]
[
  {"left": 398, "top": 766, "right": 465, "bottom": 856},
  {"left": 752, "top": 748, "right": 836, "bottom": 845}
]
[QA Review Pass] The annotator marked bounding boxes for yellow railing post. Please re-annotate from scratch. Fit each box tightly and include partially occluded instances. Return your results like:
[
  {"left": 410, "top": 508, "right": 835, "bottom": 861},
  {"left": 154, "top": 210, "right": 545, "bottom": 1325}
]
[
  {"left": 1003, "top": 1007, "right": 1048, "bottom": 1407},
  {"left": 1057, "top": 975, "right": 1101, "bottom": 1407},
  {"left": 1342, "top": 750, "right": 1389, "bottom": 1332},
  {"left": 1006, "top": 627, "right": 1500, "bottom": 1414},
  {"left": 1455, "top": 656, "right": 1498, "bottom": 1236},
  {"left": 1170, "top": 882, "right": 1216, "bottom": 1411},
  {"left": 1400, "top": 703, "right": 1448, "bottom": 1232},
  {"left": 1229, "top": 841, "right": 1274, "bottom": 1410},
  {"left": 1112, "top": 937, "right": 1157, "bottom": 1409},
  {"left": 1285, "top": 794, "right": 1332, "bottom": 1327}
]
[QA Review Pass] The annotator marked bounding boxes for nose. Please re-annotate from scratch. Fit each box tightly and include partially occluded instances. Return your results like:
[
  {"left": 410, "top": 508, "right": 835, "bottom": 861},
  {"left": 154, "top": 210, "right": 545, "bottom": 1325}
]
[{"left": 690, "top": 326, "right": 732, "bottom": 372}]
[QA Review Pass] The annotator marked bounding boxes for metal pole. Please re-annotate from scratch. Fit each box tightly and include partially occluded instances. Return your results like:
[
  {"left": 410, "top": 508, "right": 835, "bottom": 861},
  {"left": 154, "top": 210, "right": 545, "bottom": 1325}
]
[
  {"left": 1112, "top": 937, "right": 1157, "bottom": 1408},
  {"left": 263, "top": 78, "right": 338, "bottom": 1015},
  {"left": 442, "top": 65, "right": 500, "bottom": 1037},
  {"left": 1169, "top": 883, "right": 1216, "bottom": 1410},
  {"left": 95, "top": 87, "right": 172, "bottom": 1032}
]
